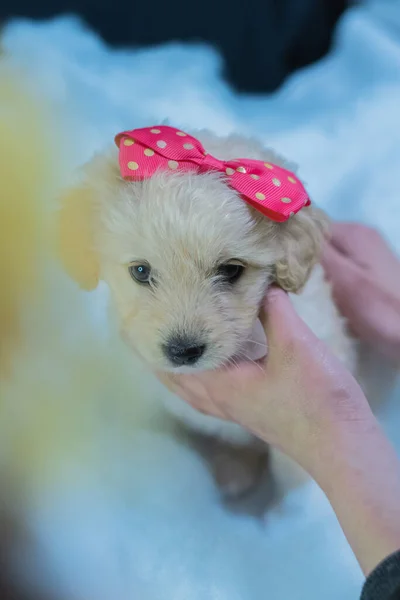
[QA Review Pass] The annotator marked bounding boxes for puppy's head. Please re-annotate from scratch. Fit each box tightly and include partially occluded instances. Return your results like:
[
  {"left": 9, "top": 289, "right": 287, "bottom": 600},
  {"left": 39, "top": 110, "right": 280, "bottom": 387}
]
[{"left": 58, "top": 138, "right": 327, "bottom": 372}]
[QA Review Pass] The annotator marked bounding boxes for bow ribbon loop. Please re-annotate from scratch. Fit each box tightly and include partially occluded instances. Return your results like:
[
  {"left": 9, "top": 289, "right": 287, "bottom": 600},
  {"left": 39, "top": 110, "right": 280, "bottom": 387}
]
[{"left": 115, "top": 125, "right": 310, "bottom": 222}]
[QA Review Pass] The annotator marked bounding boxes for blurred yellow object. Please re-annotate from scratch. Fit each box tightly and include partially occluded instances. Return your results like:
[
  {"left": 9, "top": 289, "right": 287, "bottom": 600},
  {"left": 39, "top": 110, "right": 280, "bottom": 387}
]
[
  {"left": 0, "top": 60, "right": 161, "bottom": 502},
  {"left": 0, "top": 60, "right": 168, "bottom": 600},
  {"left": 0, "top": 58, "right": 54, "bottom": 373}
]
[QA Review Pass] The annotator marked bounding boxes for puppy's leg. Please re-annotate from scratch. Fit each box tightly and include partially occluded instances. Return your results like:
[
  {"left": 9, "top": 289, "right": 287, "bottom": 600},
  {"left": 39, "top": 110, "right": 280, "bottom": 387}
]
[
  {"left": 210, "top": 438, "right": 269, "bottom": 498},
  {"left": 162, "top": 390, "right": 269, "bottom": 497}
]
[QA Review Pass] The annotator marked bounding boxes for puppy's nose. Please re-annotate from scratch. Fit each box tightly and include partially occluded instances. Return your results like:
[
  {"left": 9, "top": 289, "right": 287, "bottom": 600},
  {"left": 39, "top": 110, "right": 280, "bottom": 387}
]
[{"left": 163, "top": 336, "right": 206, "bottom": 367}]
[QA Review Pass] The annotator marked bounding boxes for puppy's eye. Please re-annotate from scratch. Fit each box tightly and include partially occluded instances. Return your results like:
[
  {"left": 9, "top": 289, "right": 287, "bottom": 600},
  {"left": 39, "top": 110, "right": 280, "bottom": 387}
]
[
  {"left": 129, "top": 263, "right": 151, "bottom": 284},
  {"left": 216, "top": 262, "right": 245, "bottom": 284}
]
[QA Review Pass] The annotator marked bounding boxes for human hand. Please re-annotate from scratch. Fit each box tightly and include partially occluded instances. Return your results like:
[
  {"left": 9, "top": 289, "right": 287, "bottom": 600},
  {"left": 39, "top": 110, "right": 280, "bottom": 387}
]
[
  {"left": 157, "top": 287, "right": 400, "bottom": 575},
  {"left": 322, "top": 223, "right": 400, "bottom": 363},
  {"left": 158, "top": 287, "right": 371, "bottom": 480}
]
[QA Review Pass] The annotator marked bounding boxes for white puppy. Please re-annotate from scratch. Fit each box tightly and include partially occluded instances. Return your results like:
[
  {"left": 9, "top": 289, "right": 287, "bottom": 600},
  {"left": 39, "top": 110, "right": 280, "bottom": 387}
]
[{"left": 58, "top": 128, "right": 357, "bottom": 496}]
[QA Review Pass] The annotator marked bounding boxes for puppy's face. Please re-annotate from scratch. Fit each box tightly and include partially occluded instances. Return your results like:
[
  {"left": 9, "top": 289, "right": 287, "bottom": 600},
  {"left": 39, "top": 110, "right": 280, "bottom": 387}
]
[
  {"left": 59, "top": 139, "right": 326, "bottom": 372},
  {"left": 101, "top": 170, "right": 277, "bottom": 371}
]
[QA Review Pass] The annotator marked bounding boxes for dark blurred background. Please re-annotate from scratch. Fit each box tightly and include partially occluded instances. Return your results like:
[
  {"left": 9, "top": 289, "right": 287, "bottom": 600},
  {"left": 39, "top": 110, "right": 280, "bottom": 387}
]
[{"left": 1, "top": 0, "right": 349, "bottom": 92}]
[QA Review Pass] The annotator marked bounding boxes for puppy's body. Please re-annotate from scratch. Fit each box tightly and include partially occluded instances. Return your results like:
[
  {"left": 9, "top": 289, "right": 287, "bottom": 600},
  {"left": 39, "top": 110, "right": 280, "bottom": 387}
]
[{"left": 59, "top": 129, "right": 357, "bottom": 495}]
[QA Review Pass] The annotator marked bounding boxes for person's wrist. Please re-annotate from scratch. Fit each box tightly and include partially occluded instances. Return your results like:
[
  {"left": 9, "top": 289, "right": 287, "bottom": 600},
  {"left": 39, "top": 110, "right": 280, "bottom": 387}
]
[
  {"left": 308, "top": 407, "right": 400, "bottom": 575},
  {"left": 301, "top": 386, "right": 375, "bottom": 488},
  {"left": 312, "top": 406, "right": 378, "bottom": 493}
]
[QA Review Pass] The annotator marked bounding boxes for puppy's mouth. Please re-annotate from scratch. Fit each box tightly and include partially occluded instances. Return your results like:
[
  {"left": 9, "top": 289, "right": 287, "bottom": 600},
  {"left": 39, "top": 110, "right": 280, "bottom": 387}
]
[
  {"left": 161, "top": 320, "right": 267, "bottom": 373},
  {"left": 161, "top": 349, "right": 223, "bottom": 373}
]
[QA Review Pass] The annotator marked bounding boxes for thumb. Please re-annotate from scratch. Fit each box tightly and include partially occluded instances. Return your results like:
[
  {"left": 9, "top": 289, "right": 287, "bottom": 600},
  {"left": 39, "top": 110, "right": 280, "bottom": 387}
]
[
  {"left": 196, "top": 287, "right": 311, "bottom": 390},
  {"left": 259, "top": 287, "right": 316, "bottom": 350}
]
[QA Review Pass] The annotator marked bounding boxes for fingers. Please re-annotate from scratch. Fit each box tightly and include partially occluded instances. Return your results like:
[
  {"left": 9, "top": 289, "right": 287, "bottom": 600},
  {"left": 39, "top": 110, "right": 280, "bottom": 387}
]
[
  {"left": 328, "top": 222, "right": 359, "bottom": 257},
  {"left": 259, "top": 286, "right": 315, "bottom": 346},
  {"left": 329, "top": 222, "right": 387, "bottom": 268},
  {"left": 322, "top": 244, "right": 364, "bottom": 317},
  {"left": 155, "top": 370, "right": 178, "bottom": 393},
  {"left": 258, "top": 287, "right": 293, "bottom": 331},
  {"left": 322, "top": 241, "right": 352, "bottom": 280},
  {"left": 329, "top": 222, "right": 374, "bottom": 259},
  {"left": 195, "top": 358, "right": 264, "bottom": 393},
  {"left": 329, "top": 223, "right": 400, "bottom": 297},
  {"left": 322, "top": 242, "right": 364, "bottom": 297}
]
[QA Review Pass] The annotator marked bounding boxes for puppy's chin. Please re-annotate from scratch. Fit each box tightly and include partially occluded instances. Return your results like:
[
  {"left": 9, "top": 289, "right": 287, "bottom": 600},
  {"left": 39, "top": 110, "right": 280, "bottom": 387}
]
[
  {"left": 159, "top": 352, "right": 232, "bottom": 374},
  {"left": 162, "top": 363, "right": 209, "bottom": 375},
  {"left": 155, "top": 319, "right": 268, "bottom": 374}
]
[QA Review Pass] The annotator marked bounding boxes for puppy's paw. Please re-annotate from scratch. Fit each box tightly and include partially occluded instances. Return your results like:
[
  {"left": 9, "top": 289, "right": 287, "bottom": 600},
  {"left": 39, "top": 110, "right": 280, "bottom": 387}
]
[{"left": 212, "top": 443, "right": 269, "bottom": 498}]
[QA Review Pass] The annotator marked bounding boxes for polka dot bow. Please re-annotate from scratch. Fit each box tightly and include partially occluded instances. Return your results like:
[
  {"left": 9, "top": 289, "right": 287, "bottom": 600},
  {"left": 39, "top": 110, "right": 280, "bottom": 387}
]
[{"left": 115, "top": 125, "right": 310, "bottom": 222}]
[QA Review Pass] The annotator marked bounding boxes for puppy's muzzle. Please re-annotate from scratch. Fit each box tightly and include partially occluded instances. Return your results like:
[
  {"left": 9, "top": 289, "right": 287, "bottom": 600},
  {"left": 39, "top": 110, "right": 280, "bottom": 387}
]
[{"left": 163, "top": 335, "right": 206, "bottom": 367}]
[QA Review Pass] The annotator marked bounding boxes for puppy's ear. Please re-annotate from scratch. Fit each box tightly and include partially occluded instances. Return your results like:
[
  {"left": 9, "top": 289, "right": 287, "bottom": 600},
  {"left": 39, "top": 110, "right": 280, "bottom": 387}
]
[
  {"left": 58, "top": 181, "right": 100, "bottom": 290},
  {"left": 57, "top": 150, "right": 120, "bottom": 291},
  {"left": 273, "top": 206, "right": 329, "bottom": 293}
]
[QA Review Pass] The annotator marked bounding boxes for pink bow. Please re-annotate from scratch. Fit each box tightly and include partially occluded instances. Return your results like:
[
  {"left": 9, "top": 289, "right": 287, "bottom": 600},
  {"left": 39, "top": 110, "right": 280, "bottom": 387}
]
[{"left": 115, "top": 125, "right": 310, "bottom": 222}]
